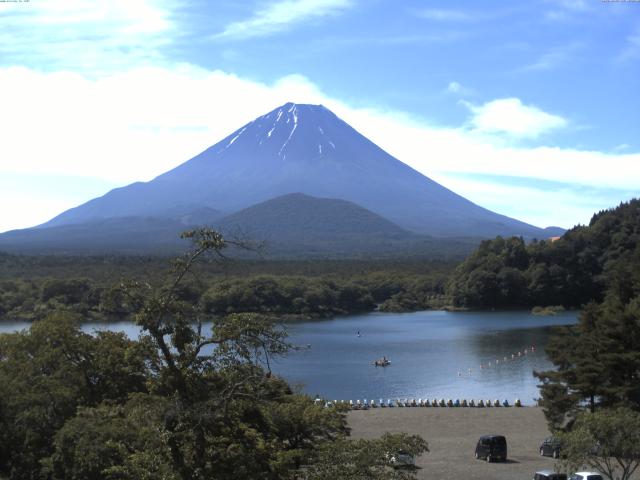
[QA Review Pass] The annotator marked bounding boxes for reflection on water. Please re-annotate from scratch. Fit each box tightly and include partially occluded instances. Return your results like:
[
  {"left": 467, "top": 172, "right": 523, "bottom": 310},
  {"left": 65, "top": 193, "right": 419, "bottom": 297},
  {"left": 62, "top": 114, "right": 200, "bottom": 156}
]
[
  {"left": 1, "top": 310, "right": 578, "bottom": 405},
  {"left": 272, "top": 310, "right": 578, "bottom": 404}
]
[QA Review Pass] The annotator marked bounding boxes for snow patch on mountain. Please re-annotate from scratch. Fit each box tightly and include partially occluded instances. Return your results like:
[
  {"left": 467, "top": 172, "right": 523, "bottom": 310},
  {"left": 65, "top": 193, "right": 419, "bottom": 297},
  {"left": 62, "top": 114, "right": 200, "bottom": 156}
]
[{"left": 278, "top": 104, "right": 298, "bottom": 157}]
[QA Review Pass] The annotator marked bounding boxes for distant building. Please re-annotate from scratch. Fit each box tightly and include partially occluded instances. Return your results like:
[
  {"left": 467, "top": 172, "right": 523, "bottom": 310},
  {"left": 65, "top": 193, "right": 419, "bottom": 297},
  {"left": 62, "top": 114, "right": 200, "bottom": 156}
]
[{"left": 549, "top": 236, "right": 561, "bottom": 242}]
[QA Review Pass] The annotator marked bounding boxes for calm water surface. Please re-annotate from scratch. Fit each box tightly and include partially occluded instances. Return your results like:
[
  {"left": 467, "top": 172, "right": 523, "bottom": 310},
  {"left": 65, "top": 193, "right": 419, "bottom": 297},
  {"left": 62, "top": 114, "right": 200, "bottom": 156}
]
[
  {"left": 0, "top": 310, "right": 577, "bottom": 405},
  {"left": 272, "top": 310, "right": 577, "bottom": 404}
]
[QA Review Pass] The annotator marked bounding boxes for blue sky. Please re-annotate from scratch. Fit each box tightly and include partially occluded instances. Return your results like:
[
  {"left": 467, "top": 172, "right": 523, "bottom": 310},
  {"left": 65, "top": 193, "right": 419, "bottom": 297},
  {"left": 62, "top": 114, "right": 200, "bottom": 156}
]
[{"left": 0, "top": 0, "right": 638, "bottom": 232}]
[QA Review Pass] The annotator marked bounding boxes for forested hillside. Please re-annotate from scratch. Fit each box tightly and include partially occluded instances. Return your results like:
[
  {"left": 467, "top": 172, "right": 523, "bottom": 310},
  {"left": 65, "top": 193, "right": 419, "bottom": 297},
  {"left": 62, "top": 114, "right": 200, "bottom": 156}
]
[
  {"left": 3, "top": 199, "right": 639, "bottom": 320},
  {"left": 0, "top": 255, "right": 453, "bottom": 321},
  {"left": 447, "top": 199, "right": 640, "bottom": 308}
]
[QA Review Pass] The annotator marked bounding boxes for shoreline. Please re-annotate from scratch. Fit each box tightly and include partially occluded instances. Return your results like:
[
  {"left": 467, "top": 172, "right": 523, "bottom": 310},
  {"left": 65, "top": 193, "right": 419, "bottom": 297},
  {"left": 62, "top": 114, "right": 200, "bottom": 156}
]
[{"left": 0, "top": 306, "right": 581, "bottom": 325}]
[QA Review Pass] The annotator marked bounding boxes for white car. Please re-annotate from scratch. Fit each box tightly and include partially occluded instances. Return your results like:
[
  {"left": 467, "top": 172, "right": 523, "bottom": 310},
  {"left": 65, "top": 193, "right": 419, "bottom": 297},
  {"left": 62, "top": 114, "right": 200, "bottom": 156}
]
[{"left": 569, "top": 472, "right": 603, "bottom": 480}]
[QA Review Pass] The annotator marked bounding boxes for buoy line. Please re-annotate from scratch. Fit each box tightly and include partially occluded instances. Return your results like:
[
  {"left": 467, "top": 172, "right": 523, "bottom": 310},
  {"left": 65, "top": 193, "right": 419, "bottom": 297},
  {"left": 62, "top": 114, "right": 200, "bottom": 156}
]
[{"left": 470, "top": 345, "right": 536, "bottom": 375}]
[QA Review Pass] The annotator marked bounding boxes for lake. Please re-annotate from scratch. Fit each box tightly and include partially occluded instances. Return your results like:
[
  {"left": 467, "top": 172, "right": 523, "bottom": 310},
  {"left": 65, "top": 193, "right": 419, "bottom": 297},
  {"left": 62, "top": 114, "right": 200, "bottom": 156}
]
[
  {"left": 273, "top": 310, "right": 578, "bottom": 405},
  {"left": 0, "top": 310, "right": 578, "bottom": 405}
]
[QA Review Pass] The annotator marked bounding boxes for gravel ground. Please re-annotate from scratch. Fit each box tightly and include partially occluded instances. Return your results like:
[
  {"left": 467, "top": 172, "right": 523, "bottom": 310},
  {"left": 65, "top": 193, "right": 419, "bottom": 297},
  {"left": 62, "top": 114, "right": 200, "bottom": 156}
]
[{"left": 348, "top": 407, "right": 574, "bottom": 480}]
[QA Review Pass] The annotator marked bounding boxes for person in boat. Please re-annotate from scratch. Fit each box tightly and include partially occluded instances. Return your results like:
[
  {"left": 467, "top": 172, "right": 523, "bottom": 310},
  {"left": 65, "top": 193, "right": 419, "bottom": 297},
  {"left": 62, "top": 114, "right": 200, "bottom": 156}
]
[{"left": 375, "top": 356, "right": 389, "bottom": 366}]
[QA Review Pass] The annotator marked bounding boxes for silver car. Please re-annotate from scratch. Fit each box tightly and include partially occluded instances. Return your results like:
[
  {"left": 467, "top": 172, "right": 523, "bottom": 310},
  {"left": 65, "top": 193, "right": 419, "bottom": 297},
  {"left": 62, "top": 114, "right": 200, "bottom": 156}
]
[
  {"left": 569, "top": 473, "right": 603, "bottom": 480},
  {"left": 387, "top": 450, "right": 415, "bottom": 468}
]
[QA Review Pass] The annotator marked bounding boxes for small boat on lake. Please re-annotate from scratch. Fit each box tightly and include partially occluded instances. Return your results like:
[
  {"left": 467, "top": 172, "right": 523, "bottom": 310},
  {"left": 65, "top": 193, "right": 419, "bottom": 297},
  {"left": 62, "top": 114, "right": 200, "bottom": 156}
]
[{"left": 373, "top": 356, "right": 391, "bottom": 367}]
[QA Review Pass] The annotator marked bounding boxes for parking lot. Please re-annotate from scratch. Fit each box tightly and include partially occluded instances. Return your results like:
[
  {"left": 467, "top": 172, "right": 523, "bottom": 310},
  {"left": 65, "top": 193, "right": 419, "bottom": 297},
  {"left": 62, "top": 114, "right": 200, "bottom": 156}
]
[{"left": 347, "top": 407, "right": 629, "bottom": 480}]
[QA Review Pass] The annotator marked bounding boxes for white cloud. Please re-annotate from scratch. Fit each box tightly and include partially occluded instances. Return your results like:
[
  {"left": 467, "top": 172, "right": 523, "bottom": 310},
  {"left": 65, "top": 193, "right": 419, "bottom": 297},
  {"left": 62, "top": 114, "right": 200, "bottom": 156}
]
[
  {"left": 522, "top": 42, "right": 583, "bottom": 71},
  {"left": 617, "top": 27, "right": 640, "bottom": 63},
  {"left": 544, "top": 0, "right": 590, "bottom": 21},
  {"left": 446, "top": 80, "right": 473, "bottom": 96},
  {"left": 463, "top": 97, "right": 567, "bottom": 138},
  {"left": 213, "top": 0, "right": 354, "bottom": 40},
  {"left": 428, "top": 175, "right": 606, "bottom": 229},
  {"left": 555, "top": 0, "right": 589, "bottom": 11},
  {"left": 448, "top": 81, "right": 462, "bottom": 93},
  {"left": 414, "top": 8, "right": 472, "bottom": 22},
  {"left": 0, "top": 66, "right": 637, "bottom": 232},
  {"left": 613, "top": 143, "right": 631, "bottom": 152},
  {"left": 0, "top": 0, "right": 175, "bottom": 72}
]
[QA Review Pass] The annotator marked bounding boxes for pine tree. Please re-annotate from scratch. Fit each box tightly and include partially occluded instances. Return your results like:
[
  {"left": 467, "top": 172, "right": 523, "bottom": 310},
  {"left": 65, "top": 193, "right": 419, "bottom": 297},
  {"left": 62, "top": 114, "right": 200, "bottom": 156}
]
[{"left": 536, "top": 295, "right": 640, "bottom": 429}]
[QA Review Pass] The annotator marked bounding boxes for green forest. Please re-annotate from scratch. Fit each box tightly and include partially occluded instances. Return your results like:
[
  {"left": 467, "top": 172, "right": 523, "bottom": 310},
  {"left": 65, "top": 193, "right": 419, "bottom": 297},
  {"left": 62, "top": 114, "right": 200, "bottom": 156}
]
[
  {"left": 2, "top": 199, "right": 640, "bottom": 323},
  {"left": 448, "top": 199, "right": 640, "bottom": 309},
  {"left": 0, "top": 255, "right": 453, "bottom": 322}
]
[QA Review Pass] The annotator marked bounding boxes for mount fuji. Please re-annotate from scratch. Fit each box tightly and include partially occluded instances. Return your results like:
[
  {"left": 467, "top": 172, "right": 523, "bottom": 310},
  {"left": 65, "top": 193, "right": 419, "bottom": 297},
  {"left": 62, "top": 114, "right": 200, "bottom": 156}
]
[{"left": 0, "top": 102, "right": 562, "bottom": 255}]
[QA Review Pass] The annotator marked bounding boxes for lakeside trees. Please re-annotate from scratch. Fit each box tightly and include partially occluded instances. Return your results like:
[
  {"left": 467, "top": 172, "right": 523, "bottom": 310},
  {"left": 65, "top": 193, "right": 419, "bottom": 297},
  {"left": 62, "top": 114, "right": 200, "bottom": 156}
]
[
  {"left": 0, "top": 259, "right": 453, "bottom": 322},
  {"left": 447, "top": 199, "right": 640, "bottom": 309},
  {"left": 0, "top": 229, "right": 428, "bottom": 480},
  {"left": 535, "top": 297, "right": 640, "bottom": 428}
]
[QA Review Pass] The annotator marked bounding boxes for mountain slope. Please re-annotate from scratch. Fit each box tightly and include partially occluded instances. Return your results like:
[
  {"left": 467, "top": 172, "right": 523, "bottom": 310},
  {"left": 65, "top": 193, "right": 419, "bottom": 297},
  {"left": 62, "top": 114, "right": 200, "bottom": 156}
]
[
  {"left": 0, "top": 217, "right": 193, "bottom": 254},
  {"left": 218, "top": 193, "right": 408, "bottom": 239},
  {"left": 215, "top": 193, "right": 478, "bottom": 258},
  {"left": 0, "top": 207, "right": 223, "bottom": 254},
  {"left": 0, "top": 194, "right": 479, "bottom": 258},
  {"left": 40, "top": 102, "right": 554, "bottom": 238}
]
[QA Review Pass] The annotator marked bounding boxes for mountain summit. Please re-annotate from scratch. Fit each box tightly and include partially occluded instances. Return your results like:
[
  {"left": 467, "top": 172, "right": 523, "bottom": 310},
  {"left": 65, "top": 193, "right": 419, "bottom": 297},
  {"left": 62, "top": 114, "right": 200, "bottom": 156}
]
[{"left": 41, "top": 102, "right": 549, "bottom": 238}]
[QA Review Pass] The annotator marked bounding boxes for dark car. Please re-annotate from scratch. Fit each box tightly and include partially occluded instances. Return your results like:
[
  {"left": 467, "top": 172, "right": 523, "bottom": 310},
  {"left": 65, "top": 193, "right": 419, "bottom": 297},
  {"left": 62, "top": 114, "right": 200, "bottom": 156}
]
[
  {"left": 474, "top": 435, "right": 507, "bottom": 462},
  {"left": 539, "top": 436, "right": 562, "bottom": 459},
  {"left": 534, "top": 470, "right": 567, "bottom": 480}
]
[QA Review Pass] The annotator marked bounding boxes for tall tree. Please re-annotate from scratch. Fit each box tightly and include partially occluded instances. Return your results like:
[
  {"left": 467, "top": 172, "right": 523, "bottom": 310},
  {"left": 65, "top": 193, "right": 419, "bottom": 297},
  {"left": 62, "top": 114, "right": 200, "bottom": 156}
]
[
  {"left": 535, "top": 297, "right": 640, "bottom": 429},
  {"left": 558, "top": 408, "right": 640, "bottom": 480}
]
